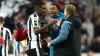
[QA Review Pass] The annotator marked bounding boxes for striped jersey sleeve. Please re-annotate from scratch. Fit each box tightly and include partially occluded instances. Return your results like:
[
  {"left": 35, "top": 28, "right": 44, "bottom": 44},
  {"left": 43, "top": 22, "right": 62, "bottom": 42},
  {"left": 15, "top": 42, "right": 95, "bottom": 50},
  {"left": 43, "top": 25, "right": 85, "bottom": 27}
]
[{"left": 6, "top": 28, "right": 12, "bottom": 40}]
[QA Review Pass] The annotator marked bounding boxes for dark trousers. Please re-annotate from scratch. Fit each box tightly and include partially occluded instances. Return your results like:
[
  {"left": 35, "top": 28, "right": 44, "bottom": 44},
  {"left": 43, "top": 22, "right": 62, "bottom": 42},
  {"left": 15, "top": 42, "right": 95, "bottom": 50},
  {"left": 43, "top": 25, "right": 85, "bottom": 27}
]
[
  {"left": 26, "top": 49, "right": 37, "bottom": 56},
  {"left": 26, "top": 48, "right": 44, "bottom": 56}
]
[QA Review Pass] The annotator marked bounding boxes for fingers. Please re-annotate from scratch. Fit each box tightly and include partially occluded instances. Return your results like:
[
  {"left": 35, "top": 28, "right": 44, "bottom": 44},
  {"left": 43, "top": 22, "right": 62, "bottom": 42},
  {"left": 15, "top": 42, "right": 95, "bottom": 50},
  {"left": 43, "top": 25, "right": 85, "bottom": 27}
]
[
  {"left": 47, "top": 42, "right": 50, "bottom": 48},
  {"left": 55, "top": 20, "right": 61, "bottom": 26}
]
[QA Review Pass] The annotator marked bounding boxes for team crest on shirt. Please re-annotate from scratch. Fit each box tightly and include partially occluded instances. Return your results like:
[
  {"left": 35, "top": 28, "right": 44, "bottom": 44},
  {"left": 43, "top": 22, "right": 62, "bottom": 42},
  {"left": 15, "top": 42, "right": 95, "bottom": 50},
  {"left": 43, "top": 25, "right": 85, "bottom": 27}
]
[{"left": 0, "top": 36, "right": 5, "bottom": 46}]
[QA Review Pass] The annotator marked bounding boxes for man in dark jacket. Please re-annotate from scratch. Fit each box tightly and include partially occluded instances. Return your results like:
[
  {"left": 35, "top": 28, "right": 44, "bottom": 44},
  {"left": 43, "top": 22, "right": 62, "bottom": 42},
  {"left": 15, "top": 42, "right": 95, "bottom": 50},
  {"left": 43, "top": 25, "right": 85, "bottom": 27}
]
[{"left": 48, "top": 4, "right": 81, "bottom": 56}]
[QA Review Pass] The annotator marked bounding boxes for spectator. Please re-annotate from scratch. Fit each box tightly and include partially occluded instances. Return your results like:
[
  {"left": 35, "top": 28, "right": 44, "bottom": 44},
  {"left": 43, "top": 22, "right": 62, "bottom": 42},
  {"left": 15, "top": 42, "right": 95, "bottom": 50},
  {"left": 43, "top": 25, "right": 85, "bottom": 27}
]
[
  {"left": 82, "top": 17, "right": 94, "bottom": 38},
  {"left": 90, "top": 36, "right": 100, "bottom": 52}
]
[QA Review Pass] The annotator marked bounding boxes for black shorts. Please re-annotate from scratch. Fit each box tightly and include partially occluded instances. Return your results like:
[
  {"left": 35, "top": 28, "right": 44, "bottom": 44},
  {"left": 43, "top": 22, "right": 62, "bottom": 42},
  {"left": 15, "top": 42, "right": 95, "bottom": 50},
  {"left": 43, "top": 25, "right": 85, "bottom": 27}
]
[{"left": 26, "top": 48, "right": 44, "bottom": 56}]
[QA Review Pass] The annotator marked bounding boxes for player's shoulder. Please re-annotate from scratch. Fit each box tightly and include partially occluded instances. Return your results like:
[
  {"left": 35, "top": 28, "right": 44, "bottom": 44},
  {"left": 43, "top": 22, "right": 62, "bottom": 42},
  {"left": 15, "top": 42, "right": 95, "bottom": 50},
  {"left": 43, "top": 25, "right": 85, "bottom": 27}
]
[
  {"left": 28, "top": 13, "right": 39, "bottom": 20},
  {"left": 3, "top": 27, "right": 11, "bottom": 32},
  {"left": 63, "top": 21, "right": 71, "bottom": 24},
  {"left": 29, "top": 13, "right": 38, "bottom": 17}
]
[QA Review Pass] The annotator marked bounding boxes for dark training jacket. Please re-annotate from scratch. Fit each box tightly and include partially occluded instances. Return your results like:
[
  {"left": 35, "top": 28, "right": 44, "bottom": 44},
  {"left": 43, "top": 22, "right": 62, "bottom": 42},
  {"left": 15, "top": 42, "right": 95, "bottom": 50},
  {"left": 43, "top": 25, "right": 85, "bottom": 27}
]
[{"left": 53, "top": 15, "right": 81, "bottom": 56}]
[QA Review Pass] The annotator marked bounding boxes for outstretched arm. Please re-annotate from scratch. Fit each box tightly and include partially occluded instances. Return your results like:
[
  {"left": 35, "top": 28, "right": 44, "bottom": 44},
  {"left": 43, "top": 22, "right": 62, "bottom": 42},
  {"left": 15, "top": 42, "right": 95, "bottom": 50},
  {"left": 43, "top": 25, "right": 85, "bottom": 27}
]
[
  {"left": 34, "top": 19, "right": 57, "bottom": 34},
  {"left": 50, "top": 21, "right": 71, "bottom": 46}
]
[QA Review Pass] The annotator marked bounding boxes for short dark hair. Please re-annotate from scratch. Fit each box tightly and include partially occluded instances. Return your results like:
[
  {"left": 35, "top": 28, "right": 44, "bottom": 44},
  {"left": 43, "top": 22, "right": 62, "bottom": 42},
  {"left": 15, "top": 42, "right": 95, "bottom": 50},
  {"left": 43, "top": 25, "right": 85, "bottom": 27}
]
[
  {"left": 50, "top": 3, "right": 60, "bottom": 11},
  {"left": 34, "top": 1, "right": 45, "bottom": 12},
  {"left": 0, "top": 17, "right": 4, "bottom": 23}
]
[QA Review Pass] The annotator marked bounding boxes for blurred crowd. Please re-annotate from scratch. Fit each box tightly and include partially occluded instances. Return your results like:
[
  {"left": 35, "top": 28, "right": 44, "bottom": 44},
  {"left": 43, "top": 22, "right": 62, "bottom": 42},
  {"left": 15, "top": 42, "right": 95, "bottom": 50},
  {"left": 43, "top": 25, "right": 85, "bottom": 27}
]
[{"left": 0, "top": 0, "right": 100, "bottom": 55}]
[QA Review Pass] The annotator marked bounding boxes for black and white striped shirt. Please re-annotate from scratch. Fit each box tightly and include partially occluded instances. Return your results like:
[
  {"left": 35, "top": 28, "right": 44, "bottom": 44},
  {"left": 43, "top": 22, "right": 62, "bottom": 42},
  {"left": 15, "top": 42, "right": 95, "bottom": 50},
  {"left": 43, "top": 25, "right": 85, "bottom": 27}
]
[
  {"left": 27, "top": 13, "right": 42, "bottom": 56},
  {"left": 0, "top": 26, "right": 12, "bottom": 56}
]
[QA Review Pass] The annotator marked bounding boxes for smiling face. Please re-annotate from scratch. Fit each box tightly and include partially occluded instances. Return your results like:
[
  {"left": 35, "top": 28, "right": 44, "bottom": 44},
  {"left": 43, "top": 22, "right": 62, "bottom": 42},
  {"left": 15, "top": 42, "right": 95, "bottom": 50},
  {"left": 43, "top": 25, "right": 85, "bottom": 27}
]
[{"left": 50, "top": 5, "right": 59, "bottom": 14}]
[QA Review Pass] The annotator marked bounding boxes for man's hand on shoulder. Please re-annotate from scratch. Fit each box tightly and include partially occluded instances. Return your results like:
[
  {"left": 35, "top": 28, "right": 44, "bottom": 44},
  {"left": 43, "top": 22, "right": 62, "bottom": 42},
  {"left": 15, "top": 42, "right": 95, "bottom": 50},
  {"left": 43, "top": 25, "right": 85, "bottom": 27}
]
[
  {"left": 55, "top": 20, "right": 61, "bottom": 26},
  {"left": 47, "top": 42, "right": 50, "bottom": 48}
]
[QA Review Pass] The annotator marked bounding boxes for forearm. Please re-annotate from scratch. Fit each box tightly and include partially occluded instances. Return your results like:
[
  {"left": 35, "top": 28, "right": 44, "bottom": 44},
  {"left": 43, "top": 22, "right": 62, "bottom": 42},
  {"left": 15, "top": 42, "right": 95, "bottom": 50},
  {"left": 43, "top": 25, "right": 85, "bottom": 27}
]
[
  {"left": 34, "top": 20, "right": 57, "bottom": 33},
  {"left": 50, "top": 33, "right": 68, "bottom": 46},
  {"left": 8, "top": 40, "right": 12, "bottom": 53},
  {"left": 50, "top": 21, "right": 70, "bottom": 46}
]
